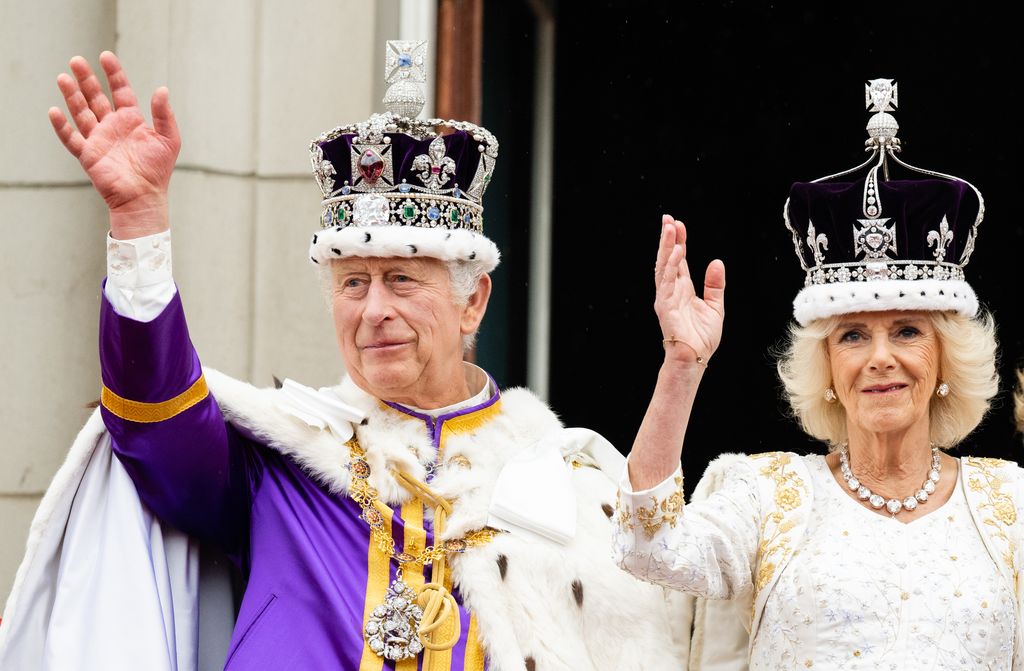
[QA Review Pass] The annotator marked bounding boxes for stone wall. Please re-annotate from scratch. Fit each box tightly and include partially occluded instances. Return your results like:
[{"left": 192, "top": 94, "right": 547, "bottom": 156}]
[{"left": 0, "top": 0, "right": 433, "bottom": 607}]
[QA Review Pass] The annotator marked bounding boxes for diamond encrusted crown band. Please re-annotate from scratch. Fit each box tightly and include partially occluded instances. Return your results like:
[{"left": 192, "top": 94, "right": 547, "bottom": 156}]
[{"left": 320, "top": 188, "right": 483, "bottom": 234}]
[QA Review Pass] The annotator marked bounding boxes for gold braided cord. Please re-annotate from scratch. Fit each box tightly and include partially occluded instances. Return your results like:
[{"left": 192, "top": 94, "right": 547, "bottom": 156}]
[
  {"left": 346, "top": 437, "right": 498, "bottom": 662},
  {"left": 101, "top": 375, "right": 209, "bottom": 423},
  {"left": 417, "top": 503, "right": 461, "bottom": 658}
]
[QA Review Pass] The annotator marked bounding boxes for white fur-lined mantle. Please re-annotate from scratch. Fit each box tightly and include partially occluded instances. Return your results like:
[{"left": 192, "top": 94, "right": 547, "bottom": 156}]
[
  {"left": 203, "top": 367, "right": 564, "bottom": 531},
  {"left": 3, "top": 368, "right": 688, "bottom": 671},
  {"left": 205, "top": 368, "right": 689, "bottom": 670}
]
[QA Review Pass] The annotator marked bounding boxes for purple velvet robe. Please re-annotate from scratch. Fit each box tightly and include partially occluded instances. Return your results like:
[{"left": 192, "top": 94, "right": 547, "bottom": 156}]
[{"left": 99, "top": 287, "right": 489, "bottom": 671}]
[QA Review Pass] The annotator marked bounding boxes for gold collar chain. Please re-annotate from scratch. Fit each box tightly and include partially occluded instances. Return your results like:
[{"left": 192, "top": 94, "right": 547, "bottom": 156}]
[{"left": 345, "top": 438, "right": 499, "bottom": 662}]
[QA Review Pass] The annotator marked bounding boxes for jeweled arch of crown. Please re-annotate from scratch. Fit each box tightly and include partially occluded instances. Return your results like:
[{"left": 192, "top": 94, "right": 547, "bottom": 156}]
[
  {"left": 308, "top": 40, "right": 499, "bottom": 236},
  {"left": 782, "top": 77, "right": 984, "bottom": 288}
]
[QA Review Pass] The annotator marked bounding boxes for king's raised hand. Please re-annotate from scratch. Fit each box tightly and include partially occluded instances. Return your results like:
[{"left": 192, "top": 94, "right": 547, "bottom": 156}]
[
  {"left": 48, "top": 51, "right": 180, "bottom": 239},
  {"left": 653, "top": 215, "right": 726, "bottom": 368}
]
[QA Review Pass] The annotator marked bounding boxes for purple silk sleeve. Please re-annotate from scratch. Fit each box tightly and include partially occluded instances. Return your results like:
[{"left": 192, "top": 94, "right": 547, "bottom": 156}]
[{"left": 99, "top": 282, "right": 257, "bottom": 554}]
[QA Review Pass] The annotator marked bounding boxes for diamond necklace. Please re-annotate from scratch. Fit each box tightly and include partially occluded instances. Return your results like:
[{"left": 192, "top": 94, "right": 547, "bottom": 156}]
[{"left": 838, "top": 443, "right": 940, "bottom": 516}]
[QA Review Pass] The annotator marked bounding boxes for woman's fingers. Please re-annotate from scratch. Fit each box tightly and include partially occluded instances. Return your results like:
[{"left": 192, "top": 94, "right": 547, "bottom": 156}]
[
  {"left": 671, "top": 218, "right": 690, "bottom": 279},
  {"left": 48, "top": 106, "right": 85, "bottom": 157},
  {"left": 661, "top": 243, "right": 684, "bottom": 291},
  {"left": 69, "top": 56, "right": 112, "bottom": 121},
  {"left": 654, "top": 216, "right": 675, "bottom": 284},
  {"left": 703, "top": 259, "right": 726, "bottom": 315},
  {"left": 99, "top": 51, "right": 139, "bottom": 110}
]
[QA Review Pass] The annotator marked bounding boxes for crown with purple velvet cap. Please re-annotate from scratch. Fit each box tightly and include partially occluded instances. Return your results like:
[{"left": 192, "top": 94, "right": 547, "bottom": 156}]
[
  {"left": 784, "top": 78, "right": 985, "bottom": 326},
  {"left": 307, "top": 40, "right": 500, "bottom": 272}
]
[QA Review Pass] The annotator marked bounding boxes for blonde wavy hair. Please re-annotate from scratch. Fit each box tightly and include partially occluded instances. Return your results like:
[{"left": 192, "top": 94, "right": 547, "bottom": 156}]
[
  {"left": 1014, "top": 369, "right": 1024, "bottom": 433},
  {"left": 776, "top": 311, "right": 999, "bottom": 448}
]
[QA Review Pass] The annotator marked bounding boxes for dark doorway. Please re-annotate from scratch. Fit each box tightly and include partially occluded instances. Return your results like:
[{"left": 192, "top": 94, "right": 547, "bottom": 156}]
[{"left": 538, "top": 3, "right": 1022, "bottom": 496}]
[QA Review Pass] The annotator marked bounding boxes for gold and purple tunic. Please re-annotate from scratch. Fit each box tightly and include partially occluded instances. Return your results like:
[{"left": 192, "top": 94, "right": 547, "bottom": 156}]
[{"left": 100, "top": 287, "right": 494, "bottom": 670}]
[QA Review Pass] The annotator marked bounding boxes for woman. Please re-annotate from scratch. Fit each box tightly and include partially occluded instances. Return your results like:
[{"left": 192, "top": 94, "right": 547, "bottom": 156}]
[{"left": 615, "top": 79, "right": 1021, "bottom": 668}]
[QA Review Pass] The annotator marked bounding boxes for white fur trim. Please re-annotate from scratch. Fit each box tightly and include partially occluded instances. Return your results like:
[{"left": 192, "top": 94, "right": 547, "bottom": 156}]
[
  {"left": 309, "top": 225, "right": 500, "bottom": 272},
  {"left": 793, "top": 278, "right": 978, "bottom": 325},
  {"left": 7, "top": 370, "right": 688, "bottom": 670},
  {"left": 205, "top": 374, "right": 689, "bottom": 669}
]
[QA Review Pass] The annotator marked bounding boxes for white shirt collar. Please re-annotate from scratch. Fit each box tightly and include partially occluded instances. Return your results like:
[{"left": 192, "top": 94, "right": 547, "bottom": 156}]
[{"left": 404, "top": 362, "right": 496, "bottom": 418}]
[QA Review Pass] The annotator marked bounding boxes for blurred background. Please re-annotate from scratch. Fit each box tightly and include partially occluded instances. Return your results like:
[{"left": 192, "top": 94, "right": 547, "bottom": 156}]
[{"left": 1, "top": 0, "right": 1020, "bottom": 605}]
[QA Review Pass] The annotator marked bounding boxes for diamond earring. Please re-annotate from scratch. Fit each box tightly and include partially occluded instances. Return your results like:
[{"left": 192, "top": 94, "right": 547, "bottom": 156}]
[
  {"left": 936, "top": 382, "right": 950, "bottom": 398},
  {"left": 824, "top": 387, "right": 837, "bottom": 403}
]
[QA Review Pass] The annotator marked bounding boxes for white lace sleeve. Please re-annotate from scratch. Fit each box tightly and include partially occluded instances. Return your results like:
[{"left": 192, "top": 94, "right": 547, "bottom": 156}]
[
  {"left": 104, "top": 230, "right": 177, "bottom": 322},
  {"left": 612, "top": 458, "right": 760, "bottom": 601}
]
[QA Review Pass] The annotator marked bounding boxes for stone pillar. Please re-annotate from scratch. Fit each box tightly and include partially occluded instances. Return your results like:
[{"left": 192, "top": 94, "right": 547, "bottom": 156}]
[
  {"left": 1, "top": 0, "right": 395, "bottom": 607},
  {"left": 0, "top": 0, "right": 116, "bottom": 610}
]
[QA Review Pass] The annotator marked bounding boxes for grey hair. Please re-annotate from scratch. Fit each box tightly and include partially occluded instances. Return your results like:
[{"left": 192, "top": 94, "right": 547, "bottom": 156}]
[
  {"left": 447, "top": 260, "right": 488, "bottom": 351},
  {"left": 319, "top": 258, "right": 488, "bottom": 352}
]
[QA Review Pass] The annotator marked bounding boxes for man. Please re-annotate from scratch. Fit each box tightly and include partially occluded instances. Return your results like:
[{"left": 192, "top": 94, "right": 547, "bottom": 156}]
[{"left": 0, "top": 42, "right": 718, "bottom": 670}]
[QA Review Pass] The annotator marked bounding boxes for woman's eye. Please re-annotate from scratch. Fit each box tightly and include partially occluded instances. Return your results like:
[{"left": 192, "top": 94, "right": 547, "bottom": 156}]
[
  {"left": 897, "top": 326, "right": 920, "bottom": 338},
  {"left": 392, "top": 274, "right": 411, "bottom": 283},
  {"left": 839, "top": 330, "right": 862, "bottom": 342}
]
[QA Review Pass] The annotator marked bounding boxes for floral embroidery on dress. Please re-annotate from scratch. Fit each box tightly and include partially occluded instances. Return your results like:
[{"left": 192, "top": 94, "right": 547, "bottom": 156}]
[
  {"left": 751, "top": 452, "right": 807, "bottom": 605},
  {"left": 632, "top": 475, "right": 685, "bottom": 539},
  {"left": 966, "top": 457, "right": 1018, "bottom": 574},
  {"left": 752, "top": 455, "right": 1017, "bottom": 671},
  {"left": 615, "top": 500, "right": 634, "bottom": 533}
]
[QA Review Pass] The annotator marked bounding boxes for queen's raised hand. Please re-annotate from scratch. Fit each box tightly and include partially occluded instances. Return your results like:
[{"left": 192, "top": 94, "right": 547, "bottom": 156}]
[
  {"left": 654, "top": 215, "right": 726, "bottom": 368},
  {"left": 48, "top": 51, "right": 180, "bottom": 239}
]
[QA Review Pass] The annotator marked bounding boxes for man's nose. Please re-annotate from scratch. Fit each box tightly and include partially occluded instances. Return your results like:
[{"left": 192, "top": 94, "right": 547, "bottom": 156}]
[{"left": 362, "top": 279, "right": 394, "bottom": 324}]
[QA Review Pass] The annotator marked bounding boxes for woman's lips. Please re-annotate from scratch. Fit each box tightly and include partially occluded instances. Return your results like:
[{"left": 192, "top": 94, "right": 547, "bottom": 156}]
[{"left": 862, "top": 383, "right": 908, "bottom": 394}]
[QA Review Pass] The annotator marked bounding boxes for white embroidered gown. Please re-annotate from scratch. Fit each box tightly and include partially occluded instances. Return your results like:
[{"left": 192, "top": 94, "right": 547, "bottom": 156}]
[{"left": 613, "top": 454, "right": 1017, "bottom": 669}]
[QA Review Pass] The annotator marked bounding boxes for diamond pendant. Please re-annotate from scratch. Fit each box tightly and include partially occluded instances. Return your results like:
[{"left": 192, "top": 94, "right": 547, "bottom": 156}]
[{"left": 364, "top": 579, "right": 424, "bottom": 660}]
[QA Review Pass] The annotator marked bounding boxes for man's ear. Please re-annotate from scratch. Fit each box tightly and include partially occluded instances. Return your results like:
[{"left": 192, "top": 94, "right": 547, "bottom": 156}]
[{"left": 461, "top": 273, "right": 492, "bottom": 335}]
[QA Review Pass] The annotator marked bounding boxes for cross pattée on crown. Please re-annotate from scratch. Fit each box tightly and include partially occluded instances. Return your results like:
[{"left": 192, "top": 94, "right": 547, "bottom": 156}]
[
  {"left": 383, "top": 41, "right": 428, "bottom": 119},
  {"left": 865, "top": 78, "right": 898, "bottom": 113}
]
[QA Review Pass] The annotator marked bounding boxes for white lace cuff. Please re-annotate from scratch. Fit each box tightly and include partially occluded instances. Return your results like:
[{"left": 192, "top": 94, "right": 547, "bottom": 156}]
[{"left": 104, "top": 230, "right": 177, "bottom": 322}]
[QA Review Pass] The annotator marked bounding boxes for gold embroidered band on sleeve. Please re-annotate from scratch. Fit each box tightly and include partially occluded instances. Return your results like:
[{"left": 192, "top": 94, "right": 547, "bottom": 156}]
[
  {"left": 100, "top": 374, "right": 209, "bottom": 423},
  {"left": 629, "top": 474, "right": 685, "bottom": 540}
]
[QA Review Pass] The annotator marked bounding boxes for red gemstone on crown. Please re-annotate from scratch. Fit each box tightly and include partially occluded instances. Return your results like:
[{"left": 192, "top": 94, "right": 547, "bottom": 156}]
[
  {"left": 359, "top": 150, "right": 385, "bottom": 183},
  {"left": 431, "top": 166, "right": 441, "bottom": 174}
]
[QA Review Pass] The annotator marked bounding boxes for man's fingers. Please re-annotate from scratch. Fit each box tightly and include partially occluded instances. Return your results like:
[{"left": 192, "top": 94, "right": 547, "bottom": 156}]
[
  {"left": 702, "top": 259, "right": 726, "bottom": 314},
  {"left": 99, "top": 51, "right": 139, "bottom": 110},
  {"left": 48, "top": 107, "right": 86, "bottom": 157},
  {"left": 69, "top": 56, "right": 112, "bottom": 121},
  {"left": 151, "top": 87, "right": 180, "bottom": 144},
  {"left": 56, "top": 72, "right": 97, "bottom": 137}
]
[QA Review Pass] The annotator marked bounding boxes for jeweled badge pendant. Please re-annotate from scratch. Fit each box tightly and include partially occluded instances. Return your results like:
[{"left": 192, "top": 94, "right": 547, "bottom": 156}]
[{"left": 364, "top": 578, "right": 424, "bottom": 661}]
